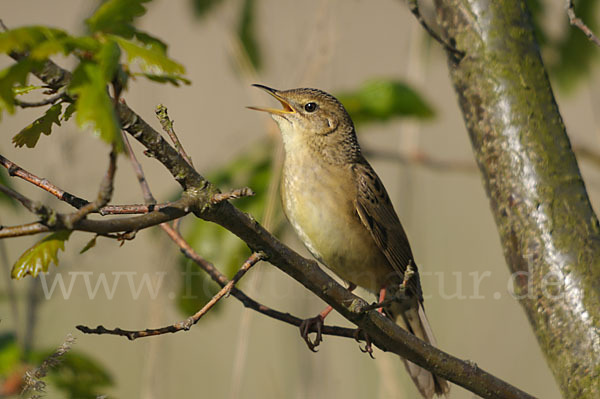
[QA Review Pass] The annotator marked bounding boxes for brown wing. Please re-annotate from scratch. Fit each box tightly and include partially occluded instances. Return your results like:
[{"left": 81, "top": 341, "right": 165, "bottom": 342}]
[{"left": 352, "top": 161, "right": 423, "bottom": 301}]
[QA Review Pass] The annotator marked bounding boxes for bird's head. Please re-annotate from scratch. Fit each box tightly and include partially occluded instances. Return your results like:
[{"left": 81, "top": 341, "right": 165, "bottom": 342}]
[{"left": 248, "top": 84, "right": 355, "bottom": 145}]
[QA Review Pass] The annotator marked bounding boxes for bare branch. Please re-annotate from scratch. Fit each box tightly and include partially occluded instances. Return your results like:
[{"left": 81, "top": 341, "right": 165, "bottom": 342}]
[
  {"left": 63, "top": 149, "right": 117, "bottom": 228},
  {"left": 0, "top": 197, "right": 192, "bottom": 239},
  {"left": 14, "top": 92, "right": 65, "bottom": 108},
  {"left": 155, "top": 104, "right": 194, "bottom": 168},
  {"left": 211, "top": 187, "right": 255, "bottom": 204},
  {"left": 0, "top": 184, "right": 45, "bottom": 215},
  {"left": 364, "top": 148, "right": 476, "bottom": 173},
  {"left": 0, "top": 154, "right": 89, "bottom": 209},
  {"left": 406, "top": 0, "right": 464, "bottom": 59},
  {"left": 122, "top": 131, "right": 157, "bottom": 204},
  {"left": 566, "top": 0, "right": 600, "bottom": 48},
  {"left": 76, "top": 252, "right": 265, "bottom": 340}
]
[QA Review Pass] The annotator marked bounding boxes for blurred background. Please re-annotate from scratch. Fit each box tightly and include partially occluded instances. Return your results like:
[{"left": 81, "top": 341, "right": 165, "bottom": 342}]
[{"left": 1, "top": 1, "right": 599, "bottom": 398}]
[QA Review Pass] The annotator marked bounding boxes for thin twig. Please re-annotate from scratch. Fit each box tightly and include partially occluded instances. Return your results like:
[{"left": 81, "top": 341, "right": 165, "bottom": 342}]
[
  {"left": 155, "top": 104, "right": 194, "bottom": 167},
  {"left": 22, "top": 334, "right": 74, "bottom": 395},
  {"left": 406, "top": 0, "right": 465, "bottom": 59},
  {"left": 566, "top": 0, "right": 600, "bottom": 48},
  {"left": 98, "top": 202, "right": 176, "bottom": 216},
  {"left": 63, "top": 149, "right": 117, "bottom": 228},
  {"left": 364, "top": 148, "right": 476, "bottom": 173},
  {"left": 0, "top": 154, "right": 89, "bottom": 209},
  {"left": 0, "top": 184, "right": 45, "bottom": 215},
  {"left": 211, "top": 187, "right": 255, "bottom": 204},
  {"left": 121, "top": 131, "right": 157, "bottom": 204},
  {"left": 14, "top": 92, "right": 65, "bottom": 108},
  {"left": 76, "top": 252, "right": 265, "bottom": 340}
]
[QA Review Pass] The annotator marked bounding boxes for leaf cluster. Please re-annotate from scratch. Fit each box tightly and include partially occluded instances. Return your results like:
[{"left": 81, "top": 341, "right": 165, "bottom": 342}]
[{"left": 0, "top": 0, "right": 190, "bottom": 152}]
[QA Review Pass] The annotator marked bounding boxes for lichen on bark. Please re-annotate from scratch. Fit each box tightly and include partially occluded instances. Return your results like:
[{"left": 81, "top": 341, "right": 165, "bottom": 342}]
[{"left": 433, "top": 1, "right": 600, "bottom": 397}]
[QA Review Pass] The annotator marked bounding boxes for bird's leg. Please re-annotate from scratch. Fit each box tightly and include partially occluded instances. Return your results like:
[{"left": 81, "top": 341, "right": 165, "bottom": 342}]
[
  {"left": 377, "top": 286, "right": 387, "bottom": 314},
  {"left": 353, "top": 328, "right": 375, "bottom": 359},
  {"left": 299, "top": 283, "right": 356, "bottom": 352},
  {"left": 352, "top": 284, "right": 388, "bottom": 358}
]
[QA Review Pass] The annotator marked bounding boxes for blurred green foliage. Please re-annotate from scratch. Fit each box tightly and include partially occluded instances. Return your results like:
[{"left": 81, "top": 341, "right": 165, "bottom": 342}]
[
  {"left": 336, "top": 79, "right": 435, "bottom": 124},
  {"left": 177, "top": 142, "right": 283, "bottom": 315},
  {"left": 0, "top": 333, "right": 112, "bottom": 398},
  {"left": 0, "top": 0, "right": 188, "bottom": 152},
  {"left": 191, "top": 0, "right": 262, "bottom": 71},
  {"left": 526, "top": 0, "right": 599, "bottom": 92}
]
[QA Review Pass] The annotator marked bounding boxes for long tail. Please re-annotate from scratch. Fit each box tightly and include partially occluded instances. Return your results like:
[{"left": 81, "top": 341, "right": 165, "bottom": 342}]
[{"left": 393, "top": 302, "right": 450, "bottom": 398}]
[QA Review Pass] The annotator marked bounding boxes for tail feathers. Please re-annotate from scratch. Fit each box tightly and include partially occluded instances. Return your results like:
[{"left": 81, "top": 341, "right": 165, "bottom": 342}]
[{"left": 394, "top": 304, "right": 449, "bottom": 399}]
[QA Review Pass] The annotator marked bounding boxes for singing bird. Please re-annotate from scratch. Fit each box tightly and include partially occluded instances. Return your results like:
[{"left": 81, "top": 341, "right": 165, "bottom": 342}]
[{"left": 249, "top": 85, "right": 449, "bottom": 398}]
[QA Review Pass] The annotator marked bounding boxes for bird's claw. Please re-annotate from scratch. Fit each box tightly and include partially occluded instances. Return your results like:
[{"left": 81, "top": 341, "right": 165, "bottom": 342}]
[
  {"left": 299, "top": 315, "right": 324, "bottom": 352},
  {"left": 353, "top": 328, "right": 375, "bottom": 359}
]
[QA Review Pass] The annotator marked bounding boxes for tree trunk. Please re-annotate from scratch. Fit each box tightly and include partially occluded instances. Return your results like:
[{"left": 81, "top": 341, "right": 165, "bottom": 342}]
[{"left": 433, "top": 1, "right": 600, "bottom": 398}]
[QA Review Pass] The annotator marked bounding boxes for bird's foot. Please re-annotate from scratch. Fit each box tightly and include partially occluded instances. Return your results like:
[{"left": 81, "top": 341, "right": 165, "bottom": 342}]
[
  {"left": 353, "top": 328, "right": 375, "bottom": 359},
  {"left": 299, "top": 315, "right": 325, "bottom": 352}
]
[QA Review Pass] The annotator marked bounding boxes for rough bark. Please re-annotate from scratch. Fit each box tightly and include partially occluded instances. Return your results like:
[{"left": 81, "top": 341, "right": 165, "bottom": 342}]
[{"left": 433, "top": 1, "right": 600, "bottom": 397}]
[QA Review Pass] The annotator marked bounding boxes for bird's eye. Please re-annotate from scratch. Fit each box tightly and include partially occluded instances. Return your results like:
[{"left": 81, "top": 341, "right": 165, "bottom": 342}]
[{"left": 304, "top": 102, "right": 318, "bottom": 113}]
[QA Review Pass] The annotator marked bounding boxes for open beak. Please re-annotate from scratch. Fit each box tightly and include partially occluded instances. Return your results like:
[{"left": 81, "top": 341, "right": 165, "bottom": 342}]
[{"left": 247, "top": 84, "right": 295, "bottom": 115}]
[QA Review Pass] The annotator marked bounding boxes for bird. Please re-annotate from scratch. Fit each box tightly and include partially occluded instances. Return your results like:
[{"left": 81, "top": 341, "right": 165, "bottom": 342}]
[{"left": 248, "top": 84, "right": 449, "bottom": 398}]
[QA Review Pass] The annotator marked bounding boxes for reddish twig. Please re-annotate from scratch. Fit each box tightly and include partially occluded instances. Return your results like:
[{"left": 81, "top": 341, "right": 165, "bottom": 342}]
[
  {"left": 159, "top": 223, "right": 365, "bottom": 340},
  {"left": 0, "top": 154, "right": 89, "bottom": 209},
  {"left": 155, "top": 104, "right": 194, "bottom": 168},
  {"left": 566, "top": 0, "right": 600, "bottom": 48},
  {"left": 211, "top": 187, "right": 255, "bottom": 204},
  {"left": 76, "top": 252, "right": 265, "bottom": 340}
]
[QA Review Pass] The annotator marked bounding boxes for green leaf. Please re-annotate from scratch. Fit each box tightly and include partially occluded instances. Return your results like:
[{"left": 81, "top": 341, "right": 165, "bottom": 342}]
[
  {"left": 86, "top": 0, "right": 151, "bottom": 37},
  {"left": 62, "top": 102, "right": 76, "bottom": 122},
  {"left": 191, "top": 0, "right": 226, "bottom": 18},
  {"left": 29, "top": 35, "right": 100, "bottom": 60},
  {"left": 68, "top": 61, "right": 123, "bottom": 151},
  {"left": 0, "top": 26, "right": 67, "bottom": 54},
  {"left": 11, "top": 230, "right": 72, "bottom": 280},
  {"left": 79, "top": 236, "right": 98, "bottom": 254},
  {"left": 135, "top": 72, "right": 191, "bottom": 86},
  {"left": 177, "top": 143, "right": 283, "bottom": 315},
  {"left": 0, "top": 58, "right": 37, "bottom": 118},
  {"left": 114, "top": 35, "right": 186, "bottom": 78},
  {"left": 236, "top": 0, "right": 261, "bottom": 71},
  {"left": 12, "top": 103, "right": 63, "bottom": 148},
  {"left": 336, "top": 79, "right": 435, "bottom": 125},
  {"left": 95, "top": 40, "right": 121, "bottom": 82}
]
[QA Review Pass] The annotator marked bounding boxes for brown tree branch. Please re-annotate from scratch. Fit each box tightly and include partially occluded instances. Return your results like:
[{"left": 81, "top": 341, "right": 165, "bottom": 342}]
[
  {"left": 566, "top": 0, "right": 600, "bottom": 48},
  {"left": 0, "top": 197, "right": 192, "bottom": 238},
  {"left": 14, "top": 92, "right": 65, "bottom": 108},
  {"left": 0, "top": 154, "right": 89, "bottom": 209},
  {"left": 63, "top": 149, "right": 117, "bottom": 229},
  {"left": 6, "top": 53, "right": 537, "bottom": 399},
  {"left": 155, "top": 104, "right": 194, "bottom": 168},
  {"left": 211, "top": 187, "right": 255, "bottom": 204},
  {"left": 77, "top": 252, "right": 265, "bottom": 340},
  {"left": 406, "top": 0, "right": 464, "bottom": 59},
  {"left": 434, "top": 1, "right": 600, "bottom": 397}
]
